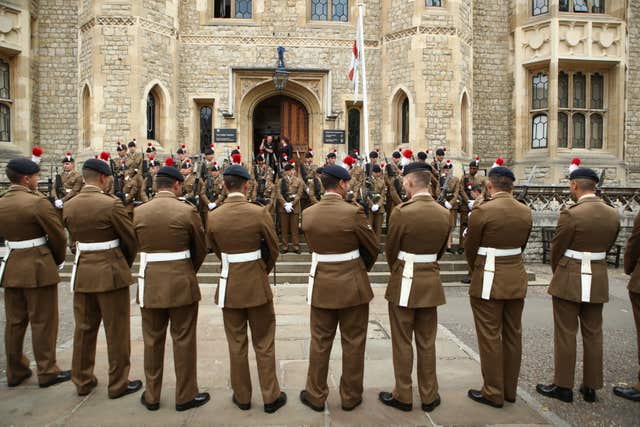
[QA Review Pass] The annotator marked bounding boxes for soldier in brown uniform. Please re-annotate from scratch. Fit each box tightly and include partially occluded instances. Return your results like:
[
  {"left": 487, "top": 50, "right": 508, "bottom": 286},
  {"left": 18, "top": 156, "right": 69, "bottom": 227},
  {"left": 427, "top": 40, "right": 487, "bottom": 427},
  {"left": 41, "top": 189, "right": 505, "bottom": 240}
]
[
  {"left": 276, "top": 163, "right": 304, "bottom": 254},
  {"left": 300, "top": 149, "right": 317, "bottom": 209},
  {"left": 464, "top": 166, "right": 532, "bottom": 408},
  {"left": 206, "top": 164, "right": 287, "bottom": 414},
  {"left": 134, "top": 166, "right": 209, "bottom": 411},
  {"left": 299, "top": 164, "right": 379, "bottom": 412},
  {"left": 0, "top": 158, "right": 71, "bottom": 388},
  {"left": 613, "top": 211, "right": 640, "bottom": 402},
  {"left": 125, "top": 139, "right": 143, "bottom": 172},
  {"left": 54, "top": 152, "right": 83, "bottom": 210},
  {"left": 379, "top": 162, "right": 450, "bottom": 413},
  {"left": 438, "top": 160, "right": 461, "bottom": 252},
  {"left": 385, "top": 151, "right": 405, "bottom": 214},
  {"left": 251, "top": 158, "right": 276, "bottom": 212},
  {"left": 201, "top": 162, "right": 224, "bottom": 213},
  {"left": 367, "top": 164, "right": 387, "bottom": 242},
  {"left": 416, "top": 151, "right": 441, "bottom": 197},
  {"left": 180, "top": 159, "right": 203, "bottom": 208},
  {"left": 122, "top": 168, "right": 148, "bottom": 218},
  {"left": 537, "top": 167, "right": 620, "bottom": 403},
  {"left": 307, "top": 167, "right": 325, "bottom": 205},
  {"left": 63, "top": 159, "right": 142, "bottom": 398}
]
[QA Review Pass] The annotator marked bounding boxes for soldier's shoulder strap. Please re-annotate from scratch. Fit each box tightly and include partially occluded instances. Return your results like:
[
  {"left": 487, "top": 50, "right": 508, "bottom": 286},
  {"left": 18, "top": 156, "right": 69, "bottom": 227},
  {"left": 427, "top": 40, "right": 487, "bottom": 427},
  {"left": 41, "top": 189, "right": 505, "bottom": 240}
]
[
  {"left": 397, "top": 199, "right": 415, "bottom": 209},
  {"left": 178, "top": 196, "right": 198, "bottom": 210}
]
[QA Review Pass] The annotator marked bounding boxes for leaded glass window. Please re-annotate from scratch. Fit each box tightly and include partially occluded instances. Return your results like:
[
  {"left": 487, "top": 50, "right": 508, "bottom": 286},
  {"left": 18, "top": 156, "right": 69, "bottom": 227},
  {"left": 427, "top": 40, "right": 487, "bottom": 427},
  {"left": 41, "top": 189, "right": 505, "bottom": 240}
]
[
  {"left": 559, "top": 72, "right": 569, "bottom": 108},
  {"left": 559, "top": 0, "right": 569, "bottom": 11},
  {"left": 591, "top": 73, "right": 603, "bottom": 109},
  {"left": 558, "top": 113, "right": 568, "bottom": 148},
  {"left": 348, "top": 108, "right": 360, "bottom": 154},
  {"left": 573, "top": 72, "right": 586, "bottom": 108},
  {"left": 214, "top": 0, "right": 231, "bottom": 18},
  {"left": 532, "top": 114, "right": 548, "bottom": 149},
  {"left": 401, "top": 97, "right": 410, "bottom": 145},
  {"left": 426, "top": 0, "right": 442, "bottom": 6},
  {"left": 200, "top": 106, "right": 212, "bottom": 153},
  {"left": 572, "top": 113, "right": 585, "bottom": 148},
  {"left": 235, "top": 0, "right": 252, "bottom": 18},
  {"left": 0, "top": 104, "right": 9, "bottom": 142},
  {"left": 311, "top": 0, "right": 329, "bottom": 20},
  {"left": 590, "top": 114, "right": 603, "bottom": 148},
  {"left": 0, "top": 60, "right": 9, "bottom": 100},
  {"left": 592, "top": 0, "right": 605, "bottom": 13},
  {"left": 532, "top": 0, "right": 548, "bottom": 16},
  {"left": 573, "top": 0, "right": 588, "bottom": 12},
  {"left": 332, "top": 0, "right": 348, "bottom": 21},
  {"left": 532, "top": 72, "right": 548, "bottom": 110},
  {"left": 146, "top": 92, "right": 156, "bottom": 141}
]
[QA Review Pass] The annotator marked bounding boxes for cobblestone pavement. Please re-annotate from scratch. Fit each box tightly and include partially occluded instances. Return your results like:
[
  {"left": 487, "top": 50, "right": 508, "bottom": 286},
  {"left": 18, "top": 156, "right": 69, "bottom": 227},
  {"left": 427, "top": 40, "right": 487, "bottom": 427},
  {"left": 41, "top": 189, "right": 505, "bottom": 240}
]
[{"left": 0, "top": 261, "right": 638, "bottom": 426}]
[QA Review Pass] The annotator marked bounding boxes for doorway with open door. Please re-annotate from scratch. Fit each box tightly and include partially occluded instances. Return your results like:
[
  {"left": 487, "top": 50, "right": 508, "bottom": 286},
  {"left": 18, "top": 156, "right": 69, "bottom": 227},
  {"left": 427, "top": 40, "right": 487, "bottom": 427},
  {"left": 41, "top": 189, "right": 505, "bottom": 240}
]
[{"left": 252, "top": 95, "right": 309, "bottom": 172}]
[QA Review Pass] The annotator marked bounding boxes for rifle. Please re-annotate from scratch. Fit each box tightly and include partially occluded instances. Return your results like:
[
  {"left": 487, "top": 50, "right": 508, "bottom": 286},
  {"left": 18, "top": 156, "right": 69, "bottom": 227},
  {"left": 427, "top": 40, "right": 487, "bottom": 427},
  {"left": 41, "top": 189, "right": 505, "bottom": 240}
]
[
  {"left": 54, "top": 167, "right": 64, "bottom": 200},
  {"left": 109, "top": 159, "right": 125, "bottom": 202},
  {"left": 189, "top": 155, "right": 203, "bottom": 208},
  {"left": 462, "top": 164, "right": 473, "bottom": 200},
  {"left": 358, "top": 187, "right": 369, "bottom": 216},
  {"left": 437, "top": 172, "right": 453, "bottom": 205},
  {"left": 46, "top": 165, "right": 55, "bottom": 204}
]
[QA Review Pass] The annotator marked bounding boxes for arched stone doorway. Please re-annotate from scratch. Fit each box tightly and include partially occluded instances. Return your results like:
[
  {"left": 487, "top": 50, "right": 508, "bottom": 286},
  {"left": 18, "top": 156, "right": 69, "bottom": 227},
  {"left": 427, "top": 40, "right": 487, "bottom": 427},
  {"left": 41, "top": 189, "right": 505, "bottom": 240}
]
[{"left": 252, "top": 95, "right": 309, "bottom": 162}]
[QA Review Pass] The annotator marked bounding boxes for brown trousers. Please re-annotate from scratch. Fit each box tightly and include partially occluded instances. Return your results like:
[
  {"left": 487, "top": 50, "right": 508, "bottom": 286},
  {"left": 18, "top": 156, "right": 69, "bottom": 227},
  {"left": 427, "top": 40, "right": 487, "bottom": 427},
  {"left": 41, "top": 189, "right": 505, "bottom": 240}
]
[
  {"left": 4, "top": 285, "right": 62, "bottom": 385},
  {"left": 630, "top": 291, "right": 640, "bottom": 390},
  {"left": 141, "top": 302, "right": 199, "bottom": 405},
  {"left": 278, "top": 210, "right": 300, "bottom": 251},
  {"left": 222, "top": 302, "right": 281, "bottom": 404},
  {"left": 389, "top": 303, "right": 439, "bottom": 404},
  {"left": 369, "top": 212, "right": 384, "bottom": 243},
  {"left": 305, "top": 303, "right": 369, "bottom": 408},
  {"left": 72, "top": 287, "right": 131, "bottom": 397},
  {"left": 470, "top": 296, "right": 524, "bottom": 405},
  {"left": 552, "top": 296, "right": 603, "bottom": 389}
]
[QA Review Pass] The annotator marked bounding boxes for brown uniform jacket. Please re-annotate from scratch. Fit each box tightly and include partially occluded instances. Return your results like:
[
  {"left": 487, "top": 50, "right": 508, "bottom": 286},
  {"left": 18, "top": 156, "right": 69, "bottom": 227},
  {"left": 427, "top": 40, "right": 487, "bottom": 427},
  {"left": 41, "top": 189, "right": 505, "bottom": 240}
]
[
  {"left": 367, "top": 175, "right": 387, "bottom": 213},
  {"left": 125, "top": 151, "right": 143, "bottom": 172},
  {"left": 440, "top": 175, "right": 461, "bottom": 209},
  {"left": 385, "top": 194, "right": 450, "bottom": 307},
  {"left": 625, "top": 212, "right": 640, "bottom": 294},
  {"left": 133, "top": 192, "right": 207, "bottom": 308},
  {"left": 548, "top": 195, "right": 620, "bottom": 303},
  {"left": 123, "top": 173, "right": 148, "bottom": 205},
  {"left": 0, "top": 186, "right": 66, "bottom": 287},
  {"left": 464, "top": 192, "right": 533, "bottom": 300},
  {"left": 385, "top": 162, "right": 404, "bottom": 204},
  {"left": 301, "top": 193, "right": 379, "bottom": 309},
  {"left": 276, "top": 175, "right": 304, "bottom": 213},
  {"left": 63, "top": 186, "right": 138, "bottom": 292},
  {"left": 61, "top": 170, "right": 83, "bottom": 202},
  {"left": 200, "top": 175, "right": 224, "bottom": 207},
  {"left": 206, "top": 194, "right": 279, "bottom": 308}
]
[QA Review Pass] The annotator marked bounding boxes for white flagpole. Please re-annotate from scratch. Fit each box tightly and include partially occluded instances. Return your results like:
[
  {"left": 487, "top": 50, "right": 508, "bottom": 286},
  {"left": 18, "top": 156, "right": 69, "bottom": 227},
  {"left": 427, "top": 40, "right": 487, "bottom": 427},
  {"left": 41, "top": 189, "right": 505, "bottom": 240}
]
[{"left": 358, "top": 2, "right": 370, "bottom": 159}]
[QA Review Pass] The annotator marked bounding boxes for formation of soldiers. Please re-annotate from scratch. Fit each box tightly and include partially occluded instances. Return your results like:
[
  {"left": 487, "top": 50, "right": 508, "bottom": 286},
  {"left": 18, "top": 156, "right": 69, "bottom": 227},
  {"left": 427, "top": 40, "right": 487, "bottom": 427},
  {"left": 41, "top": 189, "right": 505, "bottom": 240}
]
[{"left": 1, "top": 144, "right": 639, "bottom": 420}]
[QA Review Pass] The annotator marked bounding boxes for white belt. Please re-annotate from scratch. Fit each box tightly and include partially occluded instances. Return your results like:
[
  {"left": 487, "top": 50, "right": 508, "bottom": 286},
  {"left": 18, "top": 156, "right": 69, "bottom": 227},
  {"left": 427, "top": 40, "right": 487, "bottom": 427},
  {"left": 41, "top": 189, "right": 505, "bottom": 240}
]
[
  {"left": 477, "top": 247, "right": 522, "bottom": 300},
  {"left": 307, "top": 249, "right": 360, "bottom": 305},
  {"left": 0, "top": 237, "right": 47, "bottom": 283},
  {"left": 397, "top": 251, "right": 438, "bottom": 307},
  {"left": 138, "top": 250, "right": 191, "bottom": 308},
  {"left": 563, "top": 249, "right": 607, "bottom": 303},
  {"left": 70, "top": 239, "right": 120, "bottom": 292},
  {"left": 218, "top": 249, "right": 262, "bottom": 309}
]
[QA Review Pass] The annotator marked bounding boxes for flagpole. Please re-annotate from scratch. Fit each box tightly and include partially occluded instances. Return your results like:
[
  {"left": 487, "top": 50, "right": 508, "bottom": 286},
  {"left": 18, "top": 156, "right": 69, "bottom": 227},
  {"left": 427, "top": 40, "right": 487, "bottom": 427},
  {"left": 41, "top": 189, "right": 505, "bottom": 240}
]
[{"left": 358, "top": 2, "right": 370, "bottom": 161}]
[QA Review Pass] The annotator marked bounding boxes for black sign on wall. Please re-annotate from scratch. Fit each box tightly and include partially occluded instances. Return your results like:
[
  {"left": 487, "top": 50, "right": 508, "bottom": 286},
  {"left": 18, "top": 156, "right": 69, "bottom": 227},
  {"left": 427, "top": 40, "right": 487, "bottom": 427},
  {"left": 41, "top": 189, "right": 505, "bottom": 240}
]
[
  {"left": 323, "top": 130, "right": 346, "bottom": 144},
  {"left": 214, "top": 128, "right": 237, "bottom": 143}
]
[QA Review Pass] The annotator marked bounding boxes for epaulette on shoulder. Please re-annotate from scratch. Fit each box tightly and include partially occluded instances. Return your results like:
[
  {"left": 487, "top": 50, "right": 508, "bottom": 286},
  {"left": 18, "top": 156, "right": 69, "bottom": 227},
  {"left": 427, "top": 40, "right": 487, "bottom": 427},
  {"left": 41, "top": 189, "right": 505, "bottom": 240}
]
[
  {"left": 179, "top": 197, "right": 198, "bottom": 210},
  {"left": 398, "top": 199, "right": 416, "bottom": 208}
]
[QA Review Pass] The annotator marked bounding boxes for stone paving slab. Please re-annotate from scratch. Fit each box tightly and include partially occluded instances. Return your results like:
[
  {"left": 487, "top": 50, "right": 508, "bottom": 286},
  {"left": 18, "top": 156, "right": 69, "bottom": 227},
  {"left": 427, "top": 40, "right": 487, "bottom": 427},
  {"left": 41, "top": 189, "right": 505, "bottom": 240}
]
[{"left": 0, "top": 292, "right": 554, "bottom": 426}]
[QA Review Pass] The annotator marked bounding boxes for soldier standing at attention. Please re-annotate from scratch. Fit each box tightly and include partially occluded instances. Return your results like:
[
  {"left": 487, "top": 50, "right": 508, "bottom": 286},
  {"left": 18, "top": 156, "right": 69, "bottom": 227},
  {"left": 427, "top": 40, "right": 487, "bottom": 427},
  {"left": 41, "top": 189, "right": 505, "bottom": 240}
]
[
  {"left": 301, "top": 149, "right": 317, "bottom": 209},
  {"left": 537, "top": 167, "right": 619, "bottom": 403},
  {"left": 299, "top": 164, "right": 378, "bottom": 413},
  {"left": 464, "top": 165, "right": 532, "bottom": 408},
  {"left": 276, "top": 162, "right": 304, "bottom": 254},
  {"left": 122, "top": 168, "right": 148, "bottom": 218},
  {"left": 378, "top": 162, "right": 449, "bottom": 413},
  {"left": 613, "top": 210, "right": 640, "bottom": 402},
  {"left": 206, "top": 164, "right": 287, "bottom": 414},
  {"left": 125, "top": 139, "right": 143, "bottom": 172},
  {"left": 439, "top": 160, "right": 461, "bottom": 253},
  {"left": 367, "top": 164, "right": 387, "bottom": 242},
  {"left": 63, "top": 159, "right": 141, "bottom": 398},
  {"left": 134, "top": 165, "right": 209, "bottom": 412},
  {"left": 0, "top": 158, "right": 71, "bottom": 388},
  {"left": 55, "top": 152, "right": 83, "bottom": 210}
]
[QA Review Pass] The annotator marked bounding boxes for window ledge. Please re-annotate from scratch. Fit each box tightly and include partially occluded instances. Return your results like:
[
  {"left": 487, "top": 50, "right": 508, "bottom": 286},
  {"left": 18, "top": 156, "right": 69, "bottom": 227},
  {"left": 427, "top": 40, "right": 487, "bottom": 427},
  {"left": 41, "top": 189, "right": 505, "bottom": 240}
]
[
  {"left": 203, "top": 19, "right": 259, "bottom": 27},
  {"left": 305, "top": 21, "right": 353, "bottom": 30}
]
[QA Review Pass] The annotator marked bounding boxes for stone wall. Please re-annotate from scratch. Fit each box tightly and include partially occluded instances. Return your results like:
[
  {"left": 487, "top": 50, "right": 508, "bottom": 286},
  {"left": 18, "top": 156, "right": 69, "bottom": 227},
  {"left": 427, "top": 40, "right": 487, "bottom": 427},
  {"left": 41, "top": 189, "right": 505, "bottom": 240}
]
[
  {"left": 36, "top": 0, "right": 79, "bottom": 162},
  {"left": 626, "top": 1, "right": 640, "bottom": 184},
  {"left": 472, "top": 0, "right": 513, "bottom": 164}
]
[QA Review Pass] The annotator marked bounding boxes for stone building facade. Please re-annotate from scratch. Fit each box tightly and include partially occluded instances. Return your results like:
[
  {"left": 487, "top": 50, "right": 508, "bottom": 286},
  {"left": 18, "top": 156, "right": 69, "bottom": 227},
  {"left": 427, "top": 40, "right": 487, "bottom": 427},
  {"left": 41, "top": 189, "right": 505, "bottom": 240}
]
[{"left": 0, "top": 0, "right": 638, "bottom": 184}]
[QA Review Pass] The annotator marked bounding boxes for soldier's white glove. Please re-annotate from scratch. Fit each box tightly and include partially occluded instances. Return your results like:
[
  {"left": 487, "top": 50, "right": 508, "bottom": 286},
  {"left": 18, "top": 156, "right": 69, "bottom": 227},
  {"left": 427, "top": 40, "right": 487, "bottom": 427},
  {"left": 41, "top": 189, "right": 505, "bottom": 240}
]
[
  {"left": 468, "top": 200, "right": 475, "bottom": 210},
  {"left": 58, "top": 262, "right": 65, "bottom": 271},
  {"left": 208, "top": 202, "right": 217, "bottom": 210},
  {"left": 284, "top": 202, "right": 293, "bottom": 213},
  {"left": 55, "top": 199, "right": 64, "bottom": 209},
  {"left": 444, "top": 201, "right": 453, "bottom": 210},
  {"left": 371, "top": 204, "right": 380, "bottom": 213},
  {"left": 305, "top": 188, "right": 310, "bottom": 195}
]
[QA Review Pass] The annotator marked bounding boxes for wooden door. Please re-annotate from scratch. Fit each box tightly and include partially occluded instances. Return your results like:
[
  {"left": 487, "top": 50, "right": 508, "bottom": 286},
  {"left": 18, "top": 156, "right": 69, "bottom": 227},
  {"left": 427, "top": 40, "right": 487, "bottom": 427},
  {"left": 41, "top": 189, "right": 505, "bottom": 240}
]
[{"left": 280, "top": 98, "right": 309, "bottom": 168}]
